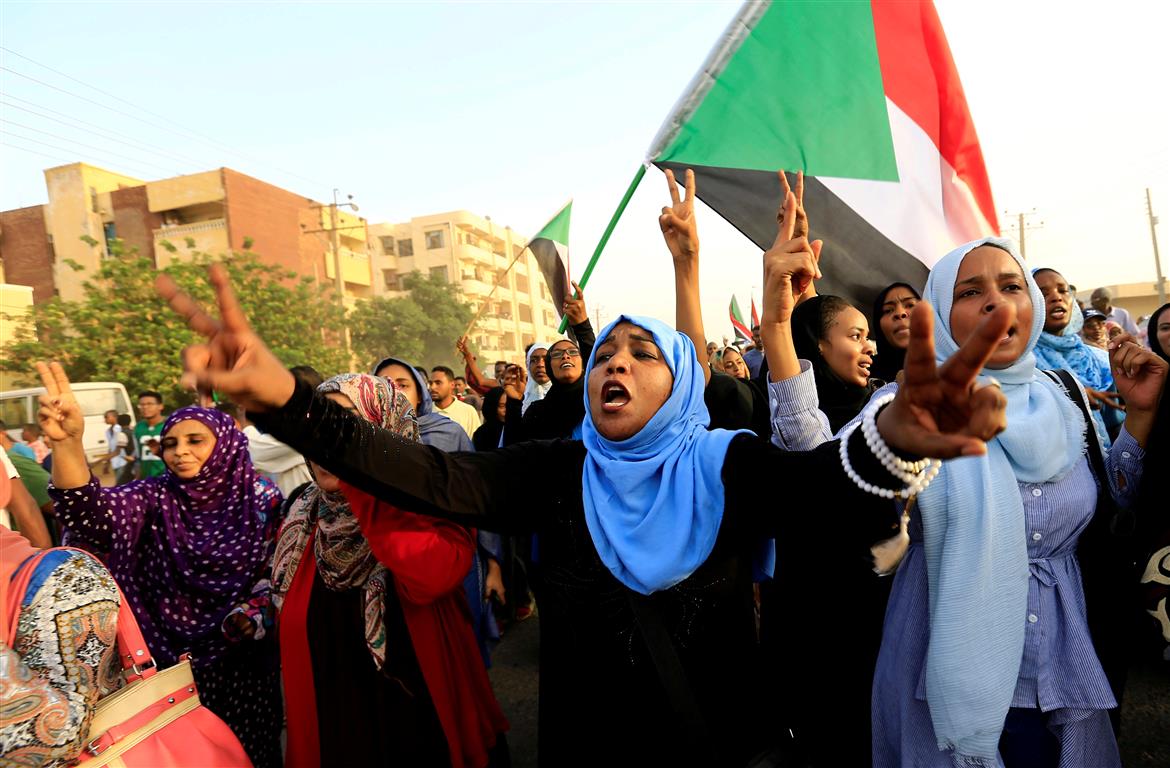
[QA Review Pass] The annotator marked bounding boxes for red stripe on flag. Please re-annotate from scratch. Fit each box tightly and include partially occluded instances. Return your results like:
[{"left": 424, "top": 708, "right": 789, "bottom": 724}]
[
  {"left": 750, "top": 298, "right": 760, "bottom": 329},
  {"left": 869, "top": 0, "right": 998, "bottom": 233}
]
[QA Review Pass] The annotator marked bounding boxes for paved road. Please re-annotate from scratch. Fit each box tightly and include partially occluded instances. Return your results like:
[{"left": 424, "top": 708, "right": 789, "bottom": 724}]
[
  {"left": 488, "top": 618, "right": 1168, "bottom": 767},
  {"left": 487, "top": 617, "right": 540, "bottom": 768}
]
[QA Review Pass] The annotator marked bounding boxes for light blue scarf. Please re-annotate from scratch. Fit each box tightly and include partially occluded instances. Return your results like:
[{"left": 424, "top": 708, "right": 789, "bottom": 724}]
[
  {"left": 918, "top": 238, "right": 1084, "bottom": 764},
  {"left": 581, "top": 315, "right": 748, "bottom": 595}
]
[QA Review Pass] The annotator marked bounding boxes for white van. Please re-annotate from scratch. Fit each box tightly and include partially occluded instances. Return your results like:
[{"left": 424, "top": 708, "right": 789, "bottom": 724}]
[{"left": 1, "top": 382, "right": 137, "bottom": 463}]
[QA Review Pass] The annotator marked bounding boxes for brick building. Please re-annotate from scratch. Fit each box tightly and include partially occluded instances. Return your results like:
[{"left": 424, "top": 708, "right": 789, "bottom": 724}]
[{"left": 0, "top": 162, "right": 372, "bottom": 305}]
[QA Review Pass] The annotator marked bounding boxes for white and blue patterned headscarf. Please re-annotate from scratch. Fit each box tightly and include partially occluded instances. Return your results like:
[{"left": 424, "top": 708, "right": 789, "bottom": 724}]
[{"left": 917, "top": 237, "right": 1084, "bottom": 764}]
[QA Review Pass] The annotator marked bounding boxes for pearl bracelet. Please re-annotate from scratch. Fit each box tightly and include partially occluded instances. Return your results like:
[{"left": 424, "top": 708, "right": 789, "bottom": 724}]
[{"left": 839, "top": 396, "right": 941, "bottom": 500}]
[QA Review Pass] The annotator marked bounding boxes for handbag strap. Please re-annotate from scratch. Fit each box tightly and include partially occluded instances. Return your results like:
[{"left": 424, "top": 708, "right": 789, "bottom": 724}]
[
  {"left": 1041, "top": 369, "right": 1134, "bottom": 537},
  {"left": 625, "top": 590, "right": 720, "bottom": 765},
  {"left": 112, "top": 583, "right": 156, "bottom": 681}
]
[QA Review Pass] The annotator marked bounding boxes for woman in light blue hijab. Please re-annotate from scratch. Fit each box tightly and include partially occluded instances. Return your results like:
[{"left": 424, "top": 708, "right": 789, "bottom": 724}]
[
  {"left": 871, "top": 238, "right": 1164, "bottom": 768},
  {"left": 157, "top": 221, "right": 1034, "bottom": 766}
]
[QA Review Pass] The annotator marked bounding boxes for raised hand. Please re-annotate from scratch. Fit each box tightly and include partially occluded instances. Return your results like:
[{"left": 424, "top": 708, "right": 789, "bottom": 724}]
[
  {"left": 876, "top": 302, "right": 1013, "bottom": 459},
  {"left": 761, "top": 191, "right": 823, "bottom": 327},
  {"left": 1108, "top": 332, "right": 1168, "bottom": 413},
  {"left": 777, "top": 169, "right": 809, "bottom": 241},
  {"left": 155, "top": 264, "right": 295, "bottom": 412},
  {"left": 502, "top": 364, "right": 527, "bottom": 401},
  {"left": 659, "top": 169, "right": 699, "bottom": 263},
  {"left": 457, "top": 335, "right": 472, "bottom": 360},
  {"left": 34, "top": 362, "right": 84, "bottom": 443},
  {"left": 563, "top": 281, "right": 588, "bottom": 326}
]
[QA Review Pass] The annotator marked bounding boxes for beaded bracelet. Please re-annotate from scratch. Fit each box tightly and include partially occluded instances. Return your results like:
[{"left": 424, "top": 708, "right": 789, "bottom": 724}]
[{"left": 839, "top": 397, "right": 941, "bottom": 500}]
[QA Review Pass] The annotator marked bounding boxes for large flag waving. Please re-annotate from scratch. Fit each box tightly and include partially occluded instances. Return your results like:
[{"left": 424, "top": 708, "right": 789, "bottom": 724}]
[
  {"left": 648, "top": 0, "right": 998, "bottom": 305},
  {"left": 529, "top": 201, "right": 573, "bottom": 321}
]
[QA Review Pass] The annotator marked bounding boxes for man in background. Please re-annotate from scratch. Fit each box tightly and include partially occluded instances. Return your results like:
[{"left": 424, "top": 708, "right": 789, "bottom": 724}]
[
  {"left": 133, "top": 390, "right": 167, "bottom": 479},
  {"left": 429, "top": 366, "right": 481, "bottom": 439}
]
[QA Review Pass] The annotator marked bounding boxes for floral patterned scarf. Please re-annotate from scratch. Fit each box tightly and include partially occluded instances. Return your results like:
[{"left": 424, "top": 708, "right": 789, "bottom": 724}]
[{"left": 271, "top": 374, "right": 418, "bottom": 669}]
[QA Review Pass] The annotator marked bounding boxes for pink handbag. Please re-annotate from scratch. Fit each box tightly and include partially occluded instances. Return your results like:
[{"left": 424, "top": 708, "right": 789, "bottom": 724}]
[{"left": 5, "top": 549, "right": 253, "bottom": 767}]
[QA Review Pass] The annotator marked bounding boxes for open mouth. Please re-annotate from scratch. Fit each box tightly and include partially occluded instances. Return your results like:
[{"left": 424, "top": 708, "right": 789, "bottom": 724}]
[
  {"left": 559, "top": 361, "right": 575, "bottom": 370},
  {"left": 999, "top": 325, "right": 1020, "bottom": 346},
  {"left": 1049, "top": 306, "right": 1067, "bottom": 320},
  {"left": 601, "top": 381, "right": 631, "bottom": 412}
]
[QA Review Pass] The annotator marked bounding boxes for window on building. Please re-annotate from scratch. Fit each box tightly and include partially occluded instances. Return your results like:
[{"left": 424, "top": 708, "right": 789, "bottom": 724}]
[
  {"left": 430, "top": 266, "right": 449, "bottom": 282},
  {"left": 397, "top": 239, "right": 414, "bottom": 257},
  {"left": 544, "top": 311, "right": 556, "bottom": 327},
  {"left": 379, "top": 236, "right": 395, "bottom": 255},
  {"left": 516, "top": 275, "right": 529, "bottom": 294},
  {"left": 425, "top": 230, "right": 446, "bottom": 249},
  {"left": 102, "top": 222, "right": 117, "bottom": 252},
  {"left": 523, "top": 334, "right": 535, "bottom": 349},
  {"left": 518, "top": 304, "right": 533, "bottom": 323},
  {"left": 540, "top": 282, "right": 550, "bottom": 300},
  {"left": 503, "top": 332, "right": 516, "bottom": 351},
  {"left": 383, "top": 270, "right": 401, "bottom": 291}
]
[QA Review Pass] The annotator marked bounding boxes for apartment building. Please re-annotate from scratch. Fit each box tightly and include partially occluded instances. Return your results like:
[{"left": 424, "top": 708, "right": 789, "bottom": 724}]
[
  {"left": 0, "top": 162, "right": 373, "bottom": 305},
  {"left": 370, "top": 210, "right": 563, "bottom": 364}
]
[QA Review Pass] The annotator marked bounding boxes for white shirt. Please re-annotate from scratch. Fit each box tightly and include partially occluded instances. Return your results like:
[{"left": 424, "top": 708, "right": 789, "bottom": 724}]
[
  {"left": 1106, "top": 306, "right": 1140, "bottom": 338},
  {"left": 243, "top": 425, "right": 313, "bottom": 497},
  {"left": 106, "top": 425, "right": 128, "bottom": 471},
  {"left": 434, "top": 398, "right": 482, "bottom": 440}
]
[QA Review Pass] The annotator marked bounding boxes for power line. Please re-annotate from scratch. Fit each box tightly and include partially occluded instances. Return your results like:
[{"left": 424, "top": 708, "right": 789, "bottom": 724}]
[
  {"left": 0, "top": 129, "right": 166, "bottom": 180},
  {"left": 0, "top": 52, "right": 329, "bottom": 190},
  {"left": 0, "top": 96, "right": 209, "bottom": 168},
  {"left": 1, "top": 46, "right": 235, "bottom": 145},
  {"left": 1, "top": 139, "right": 72, "bottom": 164},
  {"left": 0, "top": 119, "right": 182, "bottom": 175},
  {"left": 0, "top": 122, "right": 178, "bottom": 175}
]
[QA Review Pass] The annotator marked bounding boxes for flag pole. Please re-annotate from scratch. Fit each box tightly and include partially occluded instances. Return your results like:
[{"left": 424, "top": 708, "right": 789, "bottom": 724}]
[
  {"left": 463, "top": 242, "right": 530, "bottom": 338},
  {"left": 557, "top": 163, "right": 648, "bottom": 333}
]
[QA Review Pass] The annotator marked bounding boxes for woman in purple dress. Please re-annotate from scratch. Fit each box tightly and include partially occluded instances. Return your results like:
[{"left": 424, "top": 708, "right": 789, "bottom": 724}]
[{"left": 37, "top": 363, "right": 284, "bottom": 768}]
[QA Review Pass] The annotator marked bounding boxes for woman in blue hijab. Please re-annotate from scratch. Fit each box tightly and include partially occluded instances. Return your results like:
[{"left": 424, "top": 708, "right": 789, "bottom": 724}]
[
  {"left": 157, "top": 187, "right": 1024, "bottom": 767},
  {"left": 866, "top": 239, "right": 1164, "bottom": 768},
  {"left": 373, "top": 356, "right": 474, "bottom": 453}
]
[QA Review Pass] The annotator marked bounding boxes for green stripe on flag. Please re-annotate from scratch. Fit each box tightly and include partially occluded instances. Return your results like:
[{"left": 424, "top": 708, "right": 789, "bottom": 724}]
[
  {"left": 654, "top": 0, "right": 897, "bottom": 181},
  {"left": 532, "top": 200, "right": 571, "bottom": 246}
]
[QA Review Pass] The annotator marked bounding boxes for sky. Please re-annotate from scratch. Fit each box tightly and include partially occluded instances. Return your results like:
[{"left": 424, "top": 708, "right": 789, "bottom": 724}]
[{"left": 1, "top": 0, "right": 1167, "bottom": 342}]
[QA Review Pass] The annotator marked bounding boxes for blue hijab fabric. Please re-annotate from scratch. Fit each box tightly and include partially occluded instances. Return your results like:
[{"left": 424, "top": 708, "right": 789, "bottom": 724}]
[
  {"left": 580, "top": 315, "right": 748, "bottom": 595},
  {"left": 372, "top": 356, "right": 474, "bottom": 453},
  {"left": 917, "top": 238, "right": 1085, "bottom": 764}
]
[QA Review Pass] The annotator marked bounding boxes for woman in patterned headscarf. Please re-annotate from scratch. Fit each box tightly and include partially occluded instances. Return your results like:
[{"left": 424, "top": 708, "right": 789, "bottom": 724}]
[
  {"left": 38, "top": 363, "right": 283, "bottom": 768},
  {"left": 272, "top": 373, "right": 508, "bottom": 768}
]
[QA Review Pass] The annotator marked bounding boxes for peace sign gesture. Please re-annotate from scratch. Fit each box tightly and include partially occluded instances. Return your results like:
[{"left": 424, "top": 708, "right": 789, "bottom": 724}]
[
  {"left": 776, "top": 169, "right": 809, "bottom": 241},
  {"left": 659, "top": 168, "right": 699, "bottom": 264},
  {"left": 876, "top": 302, "right": 1012, "bottom": 458},
  {"left": 761, "top": 188, "right": 823, "bottom": 327},
  {"left": 35, "top": 361, "right": 84, "bottom": 443},
  {"left": 155, "top": 265, "right": 296, "bottom": 412}
]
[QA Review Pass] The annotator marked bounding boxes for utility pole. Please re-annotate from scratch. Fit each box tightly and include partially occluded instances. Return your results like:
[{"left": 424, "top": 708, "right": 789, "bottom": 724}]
[
  {"left": 305, "top": 189, "right": 362, "bottom": 354},
  {"left": 1147, "top": 188, "right": 1165, "bottom": 305},
  {"left": 1002, "top": 209, "right": 1044, "bottom": 259}
]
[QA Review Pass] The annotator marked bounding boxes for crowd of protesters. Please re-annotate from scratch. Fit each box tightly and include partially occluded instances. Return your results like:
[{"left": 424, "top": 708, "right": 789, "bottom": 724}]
[{"left": 1, "top": 168, "right": 1167, "bottom": 768}]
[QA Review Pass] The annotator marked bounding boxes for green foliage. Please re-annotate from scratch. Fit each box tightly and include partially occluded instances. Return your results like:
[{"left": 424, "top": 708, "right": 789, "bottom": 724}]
[
  {"left": 2, "top": 238, "right": 350, "bottom": 406},
  {"left": 349, "top": 271, "right": 474, "bottom": 371}
]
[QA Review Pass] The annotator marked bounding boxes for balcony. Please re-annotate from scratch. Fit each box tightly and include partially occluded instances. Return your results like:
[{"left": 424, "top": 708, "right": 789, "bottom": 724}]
[
  {"left": 153, "top": 218, "right": 229, "bottom": 262},
  {"left": 324, "top": 246, "right": 372, "bottom": 287}
]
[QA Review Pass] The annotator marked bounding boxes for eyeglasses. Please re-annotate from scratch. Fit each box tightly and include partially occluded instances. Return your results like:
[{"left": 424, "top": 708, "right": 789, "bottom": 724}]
[{"left": 549, "top": 348, "right": 580, "bottom": 361}]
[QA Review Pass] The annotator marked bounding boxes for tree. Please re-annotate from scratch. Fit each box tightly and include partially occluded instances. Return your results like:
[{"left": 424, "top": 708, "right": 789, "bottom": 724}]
[
  {"left": 349, "top": 270, "right": 475, "bottom": 371},
  {"left": 2, "top": 238, "right": 350, "bottom": 406}
]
